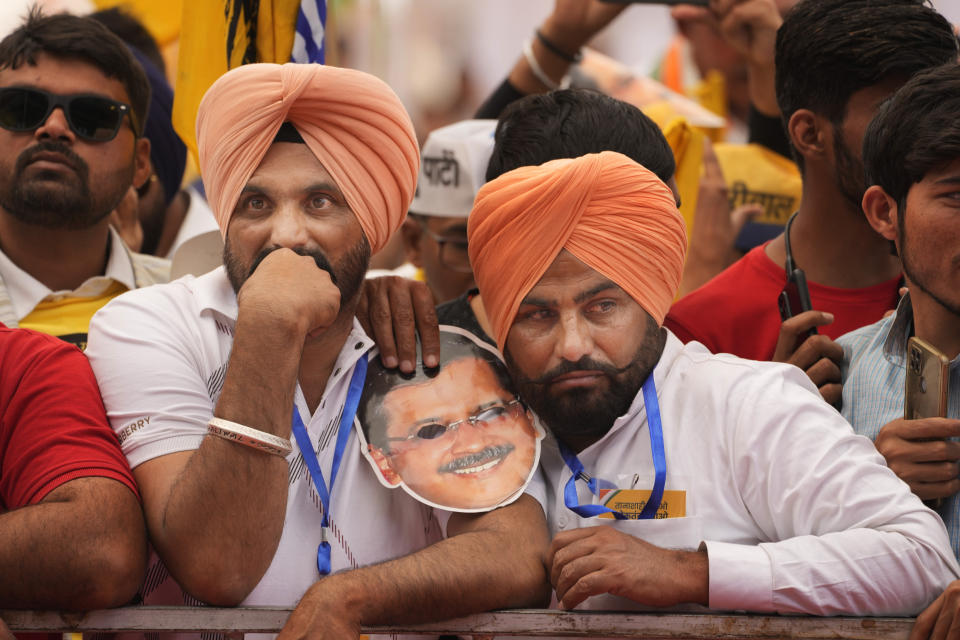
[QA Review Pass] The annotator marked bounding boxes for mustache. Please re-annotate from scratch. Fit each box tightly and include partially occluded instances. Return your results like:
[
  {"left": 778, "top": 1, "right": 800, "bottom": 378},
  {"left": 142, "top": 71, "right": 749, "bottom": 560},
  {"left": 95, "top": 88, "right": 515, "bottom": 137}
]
[
  {"left": 16, "top": 141, "right": 87, "bottom": 177},
  {"left": 247, "top": 246, "right": 338, "bottom": 284},
  {"left": 438, "top": 443, "right": 514, "bottom": 473},
  {"left": 523, "top": 356, "right": 635, "bottom": 386}
]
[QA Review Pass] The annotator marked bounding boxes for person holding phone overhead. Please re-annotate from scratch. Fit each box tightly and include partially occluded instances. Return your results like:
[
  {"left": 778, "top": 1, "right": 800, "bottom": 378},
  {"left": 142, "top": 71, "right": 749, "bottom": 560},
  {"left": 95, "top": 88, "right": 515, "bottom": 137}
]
[
  {"left": 664, "top": 0, "right": 958, "bottom": 407},
  {"left": 837, "top": 63, "right": 960, "bottom": 640}
]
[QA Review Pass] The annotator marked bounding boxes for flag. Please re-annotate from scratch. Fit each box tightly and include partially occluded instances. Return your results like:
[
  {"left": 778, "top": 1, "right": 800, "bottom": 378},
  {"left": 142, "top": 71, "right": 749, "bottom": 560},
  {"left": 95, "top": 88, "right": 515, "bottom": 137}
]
[{"left": 172, "top": 0, "right": 326, "bottom": 161}]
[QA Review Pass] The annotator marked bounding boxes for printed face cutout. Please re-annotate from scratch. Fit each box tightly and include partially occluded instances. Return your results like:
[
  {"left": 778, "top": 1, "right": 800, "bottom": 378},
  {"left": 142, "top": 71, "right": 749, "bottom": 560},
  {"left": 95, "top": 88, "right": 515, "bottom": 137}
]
[{"left": 356, "top": 325, "right": 543, "bottom": 512}]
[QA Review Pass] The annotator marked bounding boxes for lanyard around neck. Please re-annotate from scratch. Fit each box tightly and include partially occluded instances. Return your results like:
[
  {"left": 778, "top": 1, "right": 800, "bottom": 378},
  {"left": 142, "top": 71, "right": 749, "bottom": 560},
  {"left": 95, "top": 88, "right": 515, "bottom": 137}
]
[
  {"left": 290, "top": 355, "right": 368, "bottom": 575},
  {"left": 559, "top": 372, "right": 666, "bottom": 520}
]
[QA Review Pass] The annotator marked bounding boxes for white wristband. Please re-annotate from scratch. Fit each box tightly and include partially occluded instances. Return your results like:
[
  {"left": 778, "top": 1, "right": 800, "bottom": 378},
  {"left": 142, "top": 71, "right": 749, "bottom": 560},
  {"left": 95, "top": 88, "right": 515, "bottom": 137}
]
[
  {"left": 523, "top": 39, "right": 568, "bottom": 91},
  {"left": 207, "top": 417, "right": 292, "bottom": 457}
]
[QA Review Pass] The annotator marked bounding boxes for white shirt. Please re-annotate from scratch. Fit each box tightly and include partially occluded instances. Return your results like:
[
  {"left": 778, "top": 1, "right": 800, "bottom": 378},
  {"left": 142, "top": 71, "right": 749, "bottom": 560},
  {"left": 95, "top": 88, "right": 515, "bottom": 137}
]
[
  {"left": 540, "top": 331, "right": 959, "bottom": 615},
  {"left": 164, "top": 186, "right": 220, "bottom": 261},
  {"left": 86, "top": 267, "right": 444, "bottom": 605},
  {"left": 0, "top": 226, "right": 137, "bottom": 321}
]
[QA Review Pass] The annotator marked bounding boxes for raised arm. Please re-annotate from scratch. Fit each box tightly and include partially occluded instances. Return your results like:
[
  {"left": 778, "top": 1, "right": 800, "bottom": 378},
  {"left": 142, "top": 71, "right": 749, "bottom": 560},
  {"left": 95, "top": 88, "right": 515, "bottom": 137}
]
[{"left": 277, "top": 494, "right": 551, "bottom": 639}]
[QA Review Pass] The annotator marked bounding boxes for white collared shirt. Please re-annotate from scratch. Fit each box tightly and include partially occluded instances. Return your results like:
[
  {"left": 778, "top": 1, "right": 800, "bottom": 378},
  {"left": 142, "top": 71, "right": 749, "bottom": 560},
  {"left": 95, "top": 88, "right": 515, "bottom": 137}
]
[
  {"left": 0, "top": 226, "right": 137, "bottom": 321},
  {"left": 86, "top": 267, "right": 443, "bottom": 606},
  {"left": 539, "top": 331, "right": 959, "bottom": 615}
]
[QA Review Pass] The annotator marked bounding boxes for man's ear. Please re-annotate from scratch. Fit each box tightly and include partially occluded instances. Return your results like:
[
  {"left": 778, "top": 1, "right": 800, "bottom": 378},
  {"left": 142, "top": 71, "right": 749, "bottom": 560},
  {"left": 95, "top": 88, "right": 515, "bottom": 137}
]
[
  {"left": 132, "top": 138, "right": 152, "bottom": 190},
  {"left": 862, "top": 185, "right": 899, "bottom": 243},
  {"left": 400, "top": 218, "right": 424, "bottom": 268},
  {"left": 787, "top": 109, "right": 825, "bottom": 165},
  {"left": 368, "top": 444, "right": 402, "bottom": 486}
]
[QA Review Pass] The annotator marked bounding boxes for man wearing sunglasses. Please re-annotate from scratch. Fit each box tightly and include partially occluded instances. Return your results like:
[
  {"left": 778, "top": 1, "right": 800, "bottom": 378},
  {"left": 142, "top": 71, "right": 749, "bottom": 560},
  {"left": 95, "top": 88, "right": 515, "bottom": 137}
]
[{"left": 0, "top": 10, "right": 168, "bottom": 350}]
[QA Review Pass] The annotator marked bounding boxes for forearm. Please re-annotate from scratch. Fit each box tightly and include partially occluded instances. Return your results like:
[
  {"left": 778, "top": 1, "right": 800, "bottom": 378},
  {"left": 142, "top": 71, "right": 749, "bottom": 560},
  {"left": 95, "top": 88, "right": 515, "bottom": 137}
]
[
  {"left": 291, "top": 496, "right": 550, "bottom": 633},
  {"left": 151, "top": 312, "right": 303, "bottom": 604},
  {"left": 0, "top": 478, "right": 146, "bottom": 610}
]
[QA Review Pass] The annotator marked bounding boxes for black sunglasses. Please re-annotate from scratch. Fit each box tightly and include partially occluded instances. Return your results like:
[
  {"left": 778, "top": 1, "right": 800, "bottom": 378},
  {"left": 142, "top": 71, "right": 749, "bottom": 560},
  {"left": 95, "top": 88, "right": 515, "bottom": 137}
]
[{"left": 0, "top": 87, "right": 135, "bottom": 142}]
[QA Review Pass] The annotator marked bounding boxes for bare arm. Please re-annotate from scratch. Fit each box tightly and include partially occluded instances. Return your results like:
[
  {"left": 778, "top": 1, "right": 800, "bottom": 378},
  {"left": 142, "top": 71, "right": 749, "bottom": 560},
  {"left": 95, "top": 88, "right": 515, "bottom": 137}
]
[
  {"left": 277, "top": 494, "right": 551, "bottom": 639},
  {"left": 132, "top": 250, "right": 342, "bottom": 605},
  {"left": 0, "top": 477, "right": 145, "bottom": 609}
]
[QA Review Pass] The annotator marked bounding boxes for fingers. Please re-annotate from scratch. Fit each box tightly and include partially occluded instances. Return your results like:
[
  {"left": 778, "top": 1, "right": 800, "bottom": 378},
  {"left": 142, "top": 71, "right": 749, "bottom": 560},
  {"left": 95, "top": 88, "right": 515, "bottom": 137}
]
[
  {"left": 818, "top": 382, "right": 841, "bottom": 408},
  {"left": 771, "top": 311, "right": 834, "bottom": 363},
  {"left": 912, "top": 591, "right": 946, "bottom": 640},
  {"left": 547, "top": 527, "right": 603, "bottom": 580},
  {"left": 553, "top": 554, "right": 607, "bottom": 607},
  {"left": 360, "top": 279, "right": 400, "bottom": 369},
  {"left": 730, "top": 203, "right": 763, "bottom": 236},
  {"left": 880, "top": 418, "right": 960, "bottom": 442},
  {"left": 412, "top": 284, "right": 440, "bottom": 369},
  {"left": 927, "top": 584, "right": 960, "bottom": 640},
  {"left": 387, "top": 281, "right": 419, "bottom": 373}
]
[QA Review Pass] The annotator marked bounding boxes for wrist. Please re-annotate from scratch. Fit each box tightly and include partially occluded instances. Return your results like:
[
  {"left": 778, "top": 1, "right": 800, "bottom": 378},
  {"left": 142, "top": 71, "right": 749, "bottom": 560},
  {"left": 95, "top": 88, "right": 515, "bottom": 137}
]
[
  {"left": 676, "top": 548, "right": 710, "bottom": 606},
  {"left": 539, "top": 17, "right": 590, "bottom": 53}
]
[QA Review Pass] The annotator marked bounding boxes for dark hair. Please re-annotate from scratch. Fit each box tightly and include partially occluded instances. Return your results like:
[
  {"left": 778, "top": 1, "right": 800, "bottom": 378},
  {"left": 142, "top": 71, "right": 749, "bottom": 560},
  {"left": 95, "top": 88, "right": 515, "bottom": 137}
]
[
  {"left": 89, "top": 7, "right": 166, "bottom": 76},
  {"left": 864, "top": 63, "right": 960, "bottom": 213},
  {"left": 359, "top": 328, "right": 517, "bottom": 451},
  {"left": 486, "top": 89, "right": 676, "bottom": 184},
  {"left": 775, "top": 0, "right": 957, "bottom": 170},
  {"left": 0, "top": 8, "right": 151, "bottom": 137}
]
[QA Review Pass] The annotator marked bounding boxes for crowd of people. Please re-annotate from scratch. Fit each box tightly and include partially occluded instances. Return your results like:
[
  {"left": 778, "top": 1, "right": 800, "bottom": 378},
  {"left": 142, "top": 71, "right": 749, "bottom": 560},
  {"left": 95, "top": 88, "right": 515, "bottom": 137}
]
[{"left": 1, "top": 1, "right": 960, "bottom": 640}]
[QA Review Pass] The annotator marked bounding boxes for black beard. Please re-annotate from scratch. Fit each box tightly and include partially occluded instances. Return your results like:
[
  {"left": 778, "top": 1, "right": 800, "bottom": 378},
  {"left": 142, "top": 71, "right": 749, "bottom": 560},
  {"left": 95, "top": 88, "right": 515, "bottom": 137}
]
[
  {"left": 224, "top": 237, "right": 371, "bottom": 307},
  {"left": 505, "top": 323, "right": 665, "bottom": 450},
  {"left": 832, "top": 125, "right": 866, "bottom": 213},
  {"left": 0, "top": 141, "right": 126, "bottom": 229},
  {"left": 899, "top": 209, "right": 960, "bottom": 318}
]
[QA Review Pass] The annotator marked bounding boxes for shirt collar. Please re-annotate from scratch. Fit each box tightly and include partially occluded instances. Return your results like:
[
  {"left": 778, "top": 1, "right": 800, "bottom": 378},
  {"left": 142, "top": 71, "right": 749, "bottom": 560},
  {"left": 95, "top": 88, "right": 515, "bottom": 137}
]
[
  {"left": 882, "top": 293, "right": 914, "bottom": 367},
  {"left": 0, "top": 226, "right": 136, "bottom": 321}
]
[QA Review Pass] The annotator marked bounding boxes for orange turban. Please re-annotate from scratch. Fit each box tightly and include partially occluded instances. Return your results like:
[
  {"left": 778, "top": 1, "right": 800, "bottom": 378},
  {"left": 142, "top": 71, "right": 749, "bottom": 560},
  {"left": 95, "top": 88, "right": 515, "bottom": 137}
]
[
  {"left": 196, "top": 63, "right": 419, "bottom": 253},
  {"left": 468, "top": 151, "right": 687, "bottom": 350}
]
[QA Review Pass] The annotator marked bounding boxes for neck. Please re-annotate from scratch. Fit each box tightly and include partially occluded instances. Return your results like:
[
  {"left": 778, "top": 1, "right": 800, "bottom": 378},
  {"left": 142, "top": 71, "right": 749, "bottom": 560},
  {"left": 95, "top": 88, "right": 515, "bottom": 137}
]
[
  {"left": 298, "top": 301, "right": 359, "bottom": 413},
  {"left": 0, "top": 210, "right": 112, "bottom": 291},
  {"left": 910, "top": 287, "right": 960, "bottom": 361},
  {"left": 765, "top": 169, "right": 901, "bottom": 288},
  {"left": 155, "top": 190, "right": 190, "bottom": 258}
]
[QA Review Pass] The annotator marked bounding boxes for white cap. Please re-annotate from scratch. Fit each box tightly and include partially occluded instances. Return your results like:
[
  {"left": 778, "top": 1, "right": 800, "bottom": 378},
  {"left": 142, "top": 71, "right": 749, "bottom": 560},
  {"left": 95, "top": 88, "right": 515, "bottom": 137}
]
[{"left": 410, "top": 119, "right": 497, "bottom": 218}]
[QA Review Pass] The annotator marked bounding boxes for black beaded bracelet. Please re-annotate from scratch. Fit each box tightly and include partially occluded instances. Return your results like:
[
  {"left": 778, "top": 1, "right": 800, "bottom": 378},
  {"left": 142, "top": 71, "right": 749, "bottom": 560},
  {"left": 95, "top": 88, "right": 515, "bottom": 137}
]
[{"left": 535, "top": 29, "right": 583, "bottom": 64}]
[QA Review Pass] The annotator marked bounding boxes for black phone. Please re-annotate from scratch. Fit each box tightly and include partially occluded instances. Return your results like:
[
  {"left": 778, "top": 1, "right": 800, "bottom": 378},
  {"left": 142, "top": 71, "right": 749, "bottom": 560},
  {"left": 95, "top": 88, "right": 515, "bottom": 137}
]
[
  {"left": 778, "top": 268, "right": 818, "bottom": 338},
  {"left": 599, "top": 0, "right": 709, "bottom": 5}
]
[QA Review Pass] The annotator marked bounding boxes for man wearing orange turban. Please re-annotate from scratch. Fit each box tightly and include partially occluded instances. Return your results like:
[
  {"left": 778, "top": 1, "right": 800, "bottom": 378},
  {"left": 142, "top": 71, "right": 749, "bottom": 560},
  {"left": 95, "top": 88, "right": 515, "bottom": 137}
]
[
  {"left": 468, "top": 151, "right": 958, "bottom": 616},
  {"left": 87, "top": 62, "right": 549, "bottom": 634}
]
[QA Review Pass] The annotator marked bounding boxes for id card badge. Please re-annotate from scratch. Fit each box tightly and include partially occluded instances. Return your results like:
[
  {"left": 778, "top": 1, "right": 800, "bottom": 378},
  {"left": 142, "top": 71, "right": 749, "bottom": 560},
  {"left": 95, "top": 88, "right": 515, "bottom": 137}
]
[{"left": 597, "top": 488, "right": 686, "bottom": 520}]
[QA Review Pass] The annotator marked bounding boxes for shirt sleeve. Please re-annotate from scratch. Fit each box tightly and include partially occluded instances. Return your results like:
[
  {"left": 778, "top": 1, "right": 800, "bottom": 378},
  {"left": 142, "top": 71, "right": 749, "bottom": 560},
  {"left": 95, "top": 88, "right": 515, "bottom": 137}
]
[
  {"left": 0, "top": 330, "right": 139, "bottom": 508},
  {"left": 86, "top": 286, "right": 214, "bottom": 469},
  {"left": 705, "top": 364, "right": 959, "bottom": 615}
]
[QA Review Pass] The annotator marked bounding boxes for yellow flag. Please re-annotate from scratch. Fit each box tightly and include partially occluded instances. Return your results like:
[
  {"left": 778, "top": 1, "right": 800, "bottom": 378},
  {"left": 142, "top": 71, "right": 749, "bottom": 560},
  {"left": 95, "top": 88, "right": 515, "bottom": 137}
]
[
  {"left": 91, "top": 0, "right": 184, "bottom": 46},
  {"left": 172, "top": 0, "right": 301, "bottom": 161}
]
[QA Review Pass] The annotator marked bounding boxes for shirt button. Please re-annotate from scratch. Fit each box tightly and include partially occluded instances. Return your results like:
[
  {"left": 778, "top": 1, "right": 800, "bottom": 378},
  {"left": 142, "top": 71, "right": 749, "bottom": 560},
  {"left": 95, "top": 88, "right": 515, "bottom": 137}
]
[
  {"left": 354, "top": 342, "right": 364, "bottom": 350},
  {"left": 334, "top": 368, "right": 341, "bottom": 376},
  {"left": 558, "top": 516, "right": 567, "bottom": 530}
]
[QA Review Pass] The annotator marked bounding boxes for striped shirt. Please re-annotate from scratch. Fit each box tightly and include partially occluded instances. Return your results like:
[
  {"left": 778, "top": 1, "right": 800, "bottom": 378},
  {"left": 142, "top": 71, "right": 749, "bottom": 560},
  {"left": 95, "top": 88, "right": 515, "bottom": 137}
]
[{"left": 839, "top": 294, "right": 960, "bottom": 556}]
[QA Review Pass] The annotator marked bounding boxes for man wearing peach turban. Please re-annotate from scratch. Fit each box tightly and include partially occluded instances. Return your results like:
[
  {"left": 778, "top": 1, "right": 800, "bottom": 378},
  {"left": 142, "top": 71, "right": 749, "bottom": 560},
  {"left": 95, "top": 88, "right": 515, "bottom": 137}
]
[
  {"left": 467, "top": 151, "right": 959, "bottom": 616},
  {"left": 86, "top": 63, "right": 550, "bottom": 635}
]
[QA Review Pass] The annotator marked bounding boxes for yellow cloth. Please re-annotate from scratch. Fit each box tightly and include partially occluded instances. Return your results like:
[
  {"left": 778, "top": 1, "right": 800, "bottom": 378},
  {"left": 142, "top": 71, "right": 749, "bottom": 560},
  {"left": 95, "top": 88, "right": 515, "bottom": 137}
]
[
  {"left": 468, "top": 152, "right": 687, "bottom": 350},
  {"left": 714, "top": 143, "right": 802, "bottom": 227},
  {"left": 172, "top": 0, "right": 302, "bottom": 160},
  {"left": 19, "top": 281, "right": 128, "bottom": 350},
  {"left": 196, "top": 62, "right": 419, "bottom": 254},
  {"left": 91, "top": 0, "right": 184, "bottom": 46}
]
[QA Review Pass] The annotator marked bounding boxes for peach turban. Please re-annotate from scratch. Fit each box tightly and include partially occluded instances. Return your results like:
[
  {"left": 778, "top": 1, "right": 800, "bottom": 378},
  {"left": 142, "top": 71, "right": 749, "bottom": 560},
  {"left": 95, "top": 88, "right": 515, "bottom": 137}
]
[
  {"left": 468, "top": 151, "right": 687, "bottom": 350},
  {"left": 196, "top": 63, "right": 419, "bottom": 253}
]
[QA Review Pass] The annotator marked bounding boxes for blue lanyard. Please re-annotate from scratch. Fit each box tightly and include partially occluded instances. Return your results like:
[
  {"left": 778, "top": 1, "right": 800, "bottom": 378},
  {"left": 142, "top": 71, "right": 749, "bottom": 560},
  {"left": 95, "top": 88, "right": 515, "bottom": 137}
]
[
  {"left": 559, "top": 372, "right": 666, "bottom": 520},
  {"left": 290, "top": 355, "right": 368, "bottom": 575}
]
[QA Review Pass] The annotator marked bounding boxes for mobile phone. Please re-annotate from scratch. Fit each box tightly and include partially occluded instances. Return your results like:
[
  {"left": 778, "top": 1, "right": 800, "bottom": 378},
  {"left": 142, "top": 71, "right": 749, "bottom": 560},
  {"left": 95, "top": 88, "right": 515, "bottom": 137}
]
[
  {"left": 600, "top": 0, "right": 709, "bottom": 5},
  {"left": 777, "top": 268, "right": 817, "bottom": 338},
  {"left": 904, "top": 337, "right": 949, "bottom": 420}
]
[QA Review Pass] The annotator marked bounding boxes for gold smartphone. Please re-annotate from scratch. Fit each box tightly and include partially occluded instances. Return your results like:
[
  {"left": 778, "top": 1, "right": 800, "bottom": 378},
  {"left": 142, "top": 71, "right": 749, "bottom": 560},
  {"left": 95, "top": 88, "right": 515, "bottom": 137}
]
[{"left": 904, "top": 337, "right": 949, "bottom": 420}]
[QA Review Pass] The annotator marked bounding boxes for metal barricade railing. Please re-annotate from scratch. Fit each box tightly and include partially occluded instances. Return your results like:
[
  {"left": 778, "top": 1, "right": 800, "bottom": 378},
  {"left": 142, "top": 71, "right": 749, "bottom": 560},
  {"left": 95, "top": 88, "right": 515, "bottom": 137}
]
[{"left": 1, "top": 607, "right": 917, "bottom": 639}]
